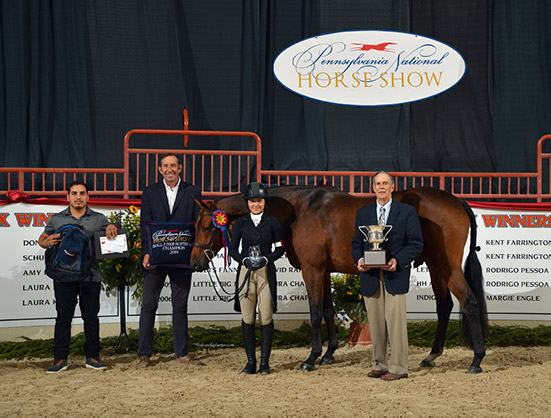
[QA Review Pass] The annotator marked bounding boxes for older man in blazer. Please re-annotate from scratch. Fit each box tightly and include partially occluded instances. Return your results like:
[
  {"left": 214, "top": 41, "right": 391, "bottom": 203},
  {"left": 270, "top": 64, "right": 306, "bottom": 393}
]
[
  {"left": 136, "top": 153, "right": 204, "bottom": 368},
  {"left": 352, "top": 171, "right": 423, "bottom": 381}
]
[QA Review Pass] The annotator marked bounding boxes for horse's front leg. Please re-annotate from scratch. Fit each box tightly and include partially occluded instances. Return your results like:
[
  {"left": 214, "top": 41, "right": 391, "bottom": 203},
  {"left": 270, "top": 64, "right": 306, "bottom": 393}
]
[
  {"left": 320, "top": 272, "right": 338, "bottom": 366},
  {"left": 298, "top": 268, "right": 324, "bottom": 371},
  {"left": 420, "top": 289, "right": 453, "bottom": 367}
]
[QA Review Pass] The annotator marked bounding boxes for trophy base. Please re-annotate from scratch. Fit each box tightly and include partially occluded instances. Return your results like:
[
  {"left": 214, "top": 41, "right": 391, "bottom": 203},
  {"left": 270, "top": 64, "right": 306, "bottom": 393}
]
[{"left": 363, "top": 250, "right": 388, "bottom": 267}]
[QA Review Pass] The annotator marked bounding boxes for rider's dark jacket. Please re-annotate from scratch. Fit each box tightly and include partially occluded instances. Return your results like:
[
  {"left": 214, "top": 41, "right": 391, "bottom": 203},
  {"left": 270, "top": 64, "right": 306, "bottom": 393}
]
[{"left": 229, "top": 213, "right": 285, "bottom": 312}]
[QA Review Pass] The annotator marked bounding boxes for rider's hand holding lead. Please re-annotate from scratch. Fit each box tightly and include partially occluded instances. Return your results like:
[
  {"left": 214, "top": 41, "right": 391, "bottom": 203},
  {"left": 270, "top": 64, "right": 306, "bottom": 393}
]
[
  {"left": 257, "top": 256, "right": 268, "bottom": 269},
  {"left": 243, "top": 257, "right": 253, "bottom": 270}
]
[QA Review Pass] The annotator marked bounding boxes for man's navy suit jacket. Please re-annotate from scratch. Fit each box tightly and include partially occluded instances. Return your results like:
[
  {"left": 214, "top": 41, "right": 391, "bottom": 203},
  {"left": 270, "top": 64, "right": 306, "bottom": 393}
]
[
  {"left": 140, "top": 180, "right": 202, "bottom": 258},
  {"left": 352, "top": 200, "right": 424, "bottom": 296}
]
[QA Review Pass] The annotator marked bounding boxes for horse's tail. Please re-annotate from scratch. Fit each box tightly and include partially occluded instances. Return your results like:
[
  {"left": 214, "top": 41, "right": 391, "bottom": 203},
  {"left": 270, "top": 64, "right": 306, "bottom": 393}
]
[{"left": 460, "top": 200, "right": 489, "bottom": 347}]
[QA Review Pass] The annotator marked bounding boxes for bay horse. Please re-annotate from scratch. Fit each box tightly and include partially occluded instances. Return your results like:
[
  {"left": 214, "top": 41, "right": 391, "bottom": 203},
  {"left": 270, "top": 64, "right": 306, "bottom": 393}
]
[{"left": 191, "top": 186, "right": 488, "bottom": 373}]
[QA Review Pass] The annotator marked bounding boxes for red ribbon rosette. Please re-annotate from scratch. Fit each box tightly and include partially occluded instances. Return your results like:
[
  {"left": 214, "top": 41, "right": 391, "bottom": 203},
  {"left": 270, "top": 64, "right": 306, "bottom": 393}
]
[{"left": 7, "top": 190, "right": 30, "bottom": 202}]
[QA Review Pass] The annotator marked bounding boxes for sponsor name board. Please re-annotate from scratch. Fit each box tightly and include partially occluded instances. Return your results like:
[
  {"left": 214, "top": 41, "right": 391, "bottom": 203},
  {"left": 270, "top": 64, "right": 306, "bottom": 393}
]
[
  {"left": 0, "top": 203, "right": 549, "bottom": 330},
  {"left": 0, "top": 203, "right": 310, "bottom": 327}
]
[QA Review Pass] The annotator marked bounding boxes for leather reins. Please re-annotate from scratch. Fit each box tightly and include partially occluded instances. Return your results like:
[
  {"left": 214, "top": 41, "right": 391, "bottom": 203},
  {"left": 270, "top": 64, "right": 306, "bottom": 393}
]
[{"left": 193, "top": 206, "right": 250, "bottom": 302}]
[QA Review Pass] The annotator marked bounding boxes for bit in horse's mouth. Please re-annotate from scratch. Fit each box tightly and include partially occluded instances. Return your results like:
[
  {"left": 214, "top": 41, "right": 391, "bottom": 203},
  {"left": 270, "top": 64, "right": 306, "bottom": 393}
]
[{"left": 191, "top": 259, "right": 207, "bottom": 272}]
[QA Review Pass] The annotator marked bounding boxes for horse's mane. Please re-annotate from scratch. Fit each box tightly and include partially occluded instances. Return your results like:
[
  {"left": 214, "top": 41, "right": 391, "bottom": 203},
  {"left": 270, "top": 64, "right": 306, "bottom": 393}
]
[
  {"left": 268, "top": 184, "right": 347, "bottom": 194},
  {"left": 212, "top": 185, "right": 348, "bottom": 235},
  {"left": 214, "top": 184, "right": 347, "bottom": 201}
]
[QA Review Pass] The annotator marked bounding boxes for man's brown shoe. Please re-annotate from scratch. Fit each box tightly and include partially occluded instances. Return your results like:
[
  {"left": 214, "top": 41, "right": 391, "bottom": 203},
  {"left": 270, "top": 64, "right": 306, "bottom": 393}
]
[
  {"left": 367, "top": 369, "right": 388, "bottom": 378},
  {"left": 381, "top": 372, "right": 408, "bottom": 381},
  {"left": 136, "top": 356, "right": 150, "bottom": 368},
  {"left": 175, "top": 355, "right": 205, "bottom": 366}
]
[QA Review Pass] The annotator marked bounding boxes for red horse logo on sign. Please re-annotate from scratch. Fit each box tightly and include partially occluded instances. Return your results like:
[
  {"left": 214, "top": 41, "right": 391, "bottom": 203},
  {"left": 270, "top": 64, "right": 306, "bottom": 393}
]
[{"left": 351, "top": 42, "right": 397, "bottom": 52}]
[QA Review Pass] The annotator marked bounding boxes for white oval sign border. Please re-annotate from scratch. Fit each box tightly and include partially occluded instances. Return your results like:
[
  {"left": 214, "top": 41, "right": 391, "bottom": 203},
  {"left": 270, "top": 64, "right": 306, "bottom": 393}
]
[{"left": 273, "top": 30, "right": 467, "bottom": 106}]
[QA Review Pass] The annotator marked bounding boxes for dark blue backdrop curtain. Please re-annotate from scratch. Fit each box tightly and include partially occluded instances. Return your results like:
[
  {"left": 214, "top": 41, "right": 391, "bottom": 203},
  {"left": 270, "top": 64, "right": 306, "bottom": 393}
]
[
  {"left": 1, "top": 0, "right": 550, "bottom": 185},
  {"left": 0, "top": 1, "right": 95, "bottom": 168}
]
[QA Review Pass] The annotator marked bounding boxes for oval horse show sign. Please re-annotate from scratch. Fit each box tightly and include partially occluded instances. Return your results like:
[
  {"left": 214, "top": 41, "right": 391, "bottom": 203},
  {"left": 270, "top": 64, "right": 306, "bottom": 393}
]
[{"left": 273, "top": 30, "right": 466, "bottom": 106}]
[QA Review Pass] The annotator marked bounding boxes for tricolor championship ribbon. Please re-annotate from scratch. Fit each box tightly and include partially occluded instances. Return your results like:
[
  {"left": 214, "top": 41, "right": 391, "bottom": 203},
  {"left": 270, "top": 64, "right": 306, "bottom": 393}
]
[{"left": 213, "top": 210, "right": 231, "bottom": 268}]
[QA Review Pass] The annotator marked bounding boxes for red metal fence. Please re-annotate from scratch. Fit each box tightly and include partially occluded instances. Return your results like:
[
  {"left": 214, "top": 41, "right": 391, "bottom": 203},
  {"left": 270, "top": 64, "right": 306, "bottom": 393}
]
[
  {"left": 122, "top": 129, "right": 261, "bottom": 198},
  {"left": 264, "top": 134, "right": 551, "bottom": 201},
  {"left": 1, "top": 130, "right": 550, "bottom": 202},
  {"left": 0, "top": 167, "right": 125, "bottom": 197}
]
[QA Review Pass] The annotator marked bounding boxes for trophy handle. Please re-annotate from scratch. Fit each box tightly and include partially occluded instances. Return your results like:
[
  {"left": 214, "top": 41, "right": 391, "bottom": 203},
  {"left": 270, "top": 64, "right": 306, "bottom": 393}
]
[
  {"left": 383, "top": 225, "right": 393, "bottom": 241},
  {"left": 359, "top": 225, "right": 370, "bottom": 242}
]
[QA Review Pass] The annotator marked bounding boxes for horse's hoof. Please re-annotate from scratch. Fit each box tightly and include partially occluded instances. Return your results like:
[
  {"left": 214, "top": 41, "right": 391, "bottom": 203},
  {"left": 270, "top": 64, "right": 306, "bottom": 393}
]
[
  {"left": 466, "top": 366, "right": 483, "bottom": 374},
  {"left": 419, "top": 359, "right": 436, "bottom": 368},
  {"left": 320, "top": 356, "right": 334, "bottom": 366},
  {"left": 298, "top": 362, "right": 315, "bottom": 371}
]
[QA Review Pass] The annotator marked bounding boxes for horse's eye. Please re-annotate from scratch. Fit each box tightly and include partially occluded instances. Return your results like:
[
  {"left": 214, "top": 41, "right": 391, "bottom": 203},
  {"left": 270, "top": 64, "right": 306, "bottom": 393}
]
[{"left": 203, "top": 226, "right": 213, "bottom": 232}]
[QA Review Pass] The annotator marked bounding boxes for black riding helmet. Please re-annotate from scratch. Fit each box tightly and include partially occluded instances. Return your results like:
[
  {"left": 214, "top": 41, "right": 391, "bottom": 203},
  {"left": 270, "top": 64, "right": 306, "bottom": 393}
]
[{"left": 244, "top": 182, "right": 268, "bottom": 200}]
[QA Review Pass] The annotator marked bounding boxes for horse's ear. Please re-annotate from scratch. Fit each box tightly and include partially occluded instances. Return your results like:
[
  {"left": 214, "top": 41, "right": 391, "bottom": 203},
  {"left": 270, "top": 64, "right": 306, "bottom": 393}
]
[{"left": 194, "top": 198, "right": 208, "bottom": 209}]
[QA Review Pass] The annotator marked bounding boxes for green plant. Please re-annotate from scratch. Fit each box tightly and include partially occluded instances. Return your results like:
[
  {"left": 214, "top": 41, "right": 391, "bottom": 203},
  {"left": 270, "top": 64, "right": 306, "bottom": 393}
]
[
  {"left": 2, "top": 322, "right": 551, "bottom": 359},
  {"left": 99, "top": 206, "right": 143, "bottom": 302},
  {"left": 331, "top": 273, "right": 367, "bottom": 324}
]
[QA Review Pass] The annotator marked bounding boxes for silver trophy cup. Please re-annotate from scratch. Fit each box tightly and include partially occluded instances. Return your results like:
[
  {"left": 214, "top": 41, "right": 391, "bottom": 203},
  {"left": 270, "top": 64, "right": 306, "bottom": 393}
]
[
  {"left": 248, "top": 245, "right": 264, "bottom": 269},
  {"left": 359, "top": 225, "right": 393, "bottom": 266}
]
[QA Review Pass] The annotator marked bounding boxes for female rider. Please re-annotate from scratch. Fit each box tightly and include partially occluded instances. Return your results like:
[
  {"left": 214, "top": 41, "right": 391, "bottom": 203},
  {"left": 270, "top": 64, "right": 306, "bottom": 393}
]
[{"left": 229, "top": 182, "right": 285, "bottom": 374}]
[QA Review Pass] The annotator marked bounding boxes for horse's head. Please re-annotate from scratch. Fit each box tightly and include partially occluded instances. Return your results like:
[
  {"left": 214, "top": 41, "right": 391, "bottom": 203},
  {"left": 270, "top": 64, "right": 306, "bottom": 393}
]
[
  {"left": 191, "top": 194, "right": 273, "bottom": 271},
  {"left": 190, "top": 199, "right": 225, "bottom": 272}
]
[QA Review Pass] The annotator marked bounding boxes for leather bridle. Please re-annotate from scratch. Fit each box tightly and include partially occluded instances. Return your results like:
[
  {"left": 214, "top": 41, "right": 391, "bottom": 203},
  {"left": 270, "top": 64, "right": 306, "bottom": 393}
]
[
  {"left": 193, "top": 210, "right": 219, "bottom": 260},
  {"left": 192, "top": 203, "right": 240, "bottom": 302}
]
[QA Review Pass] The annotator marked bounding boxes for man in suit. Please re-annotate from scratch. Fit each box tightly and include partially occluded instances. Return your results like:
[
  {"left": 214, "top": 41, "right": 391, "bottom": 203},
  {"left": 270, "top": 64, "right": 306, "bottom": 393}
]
[
  {"left": 352, "top": 171, "right": 423, "bottom": 381},
  {"left": 136, "top": 154, "right": 204, "bottom": 368}
]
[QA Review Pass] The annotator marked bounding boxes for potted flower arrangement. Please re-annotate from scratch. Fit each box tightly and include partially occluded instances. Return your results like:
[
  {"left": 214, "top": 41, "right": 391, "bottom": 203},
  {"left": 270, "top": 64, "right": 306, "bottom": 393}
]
[
  {"left": 331, "top": 273, "right": 371, "bottom": 345},
  {"left": 99, "top": 205, "right": 143, "bottom": 303},
  {"left": 331, "top": 273, "right": 367, "bottom": 323}
]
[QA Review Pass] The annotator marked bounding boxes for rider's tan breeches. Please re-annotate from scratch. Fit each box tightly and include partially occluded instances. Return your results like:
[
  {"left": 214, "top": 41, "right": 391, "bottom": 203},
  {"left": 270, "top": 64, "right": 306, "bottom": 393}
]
[{"left": 238, "top": 266, "right": 273, "bottom": 326}]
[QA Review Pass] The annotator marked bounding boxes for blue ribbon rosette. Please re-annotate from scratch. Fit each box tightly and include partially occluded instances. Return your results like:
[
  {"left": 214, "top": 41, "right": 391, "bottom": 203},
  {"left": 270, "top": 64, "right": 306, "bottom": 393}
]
[{"left": 212, "top": 210, "right": 231, "bottom": 268}]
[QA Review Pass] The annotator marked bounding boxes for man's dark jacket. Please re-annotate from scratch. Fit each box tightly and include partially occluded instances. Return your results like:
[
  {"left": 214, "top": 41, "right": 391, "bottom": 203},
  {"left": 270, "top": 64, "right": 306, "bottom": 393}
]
[
  {"left": 352, "top": 201, "right": 424, "bottom": 296},
  {"left": 140, "top": 180, "right": 202, "bottom": 260}
]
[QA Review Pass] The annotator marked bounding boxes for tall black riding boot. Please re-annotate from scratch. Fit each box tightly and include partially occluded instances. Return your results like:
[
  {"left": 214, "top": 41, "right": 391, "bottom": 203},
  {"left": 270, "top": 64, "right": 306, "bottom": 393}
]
[
  {"left": 259, "top": 322, "right": 274, "bottom": 375},
  {"left": 241, "top": 321, "right": 257, "bottom": 374}
]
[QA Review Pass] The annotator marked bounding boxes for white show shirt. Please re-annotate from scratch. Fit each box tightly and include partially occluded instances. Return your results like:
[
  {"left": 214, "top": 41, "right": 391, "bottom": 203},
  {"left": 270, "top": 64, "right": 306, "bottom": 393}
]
[
  {"left": 250, "top": 212, "right": 263, "bottom": 227},
  {"left": 164, "top": 178, "right": 180, "bottom": 214}
]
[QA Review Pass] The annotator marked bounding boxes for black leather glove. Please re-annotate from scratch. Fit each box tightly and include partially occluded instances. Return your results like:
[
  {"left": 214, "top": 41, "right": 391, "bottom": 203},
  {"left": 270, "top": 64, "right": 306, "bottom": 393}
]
[
  {"left": 252, "top": 256, "right": 267, "bottom": 270},
  {"left": 243, "top": 258, "right": 253, "bottom": 270},
  {"left": 243, "top": 257, "right": 267, "bottom": 270}
]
